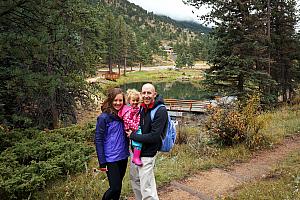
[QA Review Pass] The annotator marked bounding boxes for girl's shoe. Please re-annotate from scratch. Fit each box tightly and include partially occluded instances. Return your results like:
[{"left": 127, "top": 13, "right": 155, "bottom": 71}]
[{"left": 132, "top": 149, "right": 143, "bottom": 166}]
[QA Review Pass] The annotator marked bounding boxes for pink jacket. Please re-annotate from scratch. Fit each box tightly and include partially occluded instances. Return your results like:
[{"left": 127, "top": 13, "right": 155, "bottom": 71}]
[{"left": 118, "top": 105, "right": 140, "bottom": 131}]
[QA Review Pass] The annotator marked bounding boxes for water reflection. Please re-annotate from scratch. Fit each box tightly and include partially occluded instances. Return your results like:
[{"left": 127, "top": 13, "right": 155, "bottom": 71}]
[{"left": 120, "top": 81, "right": 211, "bottom": 100}]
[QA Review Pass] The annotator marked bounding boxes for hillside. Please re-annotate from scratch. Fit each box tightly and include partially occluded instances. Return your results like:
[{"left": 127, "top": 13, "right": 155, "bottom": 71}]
[
  {"left": 101, "top": 0, "right": 211, "bottom": 45},
  {"left": 98, "top": 0, "right": 212, "bottom": 67}
]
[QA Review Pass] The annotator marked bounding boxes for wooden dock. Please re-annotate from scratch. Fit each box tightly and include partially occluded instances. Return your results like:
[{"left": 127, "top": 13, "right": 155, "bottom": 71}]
[
  {"left": 164, "top": 99, "right": 211, "bottom": 113},
  {"left": 102, "top": 72, "right": 120, "bottom": 81}
]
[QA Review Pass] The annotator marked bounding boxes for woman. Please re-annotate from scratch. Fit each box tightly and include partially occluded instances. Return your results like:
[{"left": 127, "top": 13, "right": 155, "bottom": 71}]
[{"left": 95, "top": 88, "right": 129, "bottom": 200}]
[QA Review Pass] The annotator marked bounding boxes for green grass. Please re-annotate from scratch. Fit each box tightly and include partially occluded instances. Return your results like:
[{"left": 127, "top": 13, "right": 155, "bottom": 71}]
[
  {"left": 258, "top": 103, "right": 300, "bottom": 145},
  {"left": 95, "top": 69, "right": 183, "bottom": 98},
  {"left": 225, "top": 151, "right": 300, "bottom": 200},
  {"left": 35, "top": 103, "right": 300, "bottom": 199},
  {"left": 101, "top": 68, "right": 205, "bottom": 89},
  {"left": 117, "top": 69, "right": 181, "bottom": 83}
]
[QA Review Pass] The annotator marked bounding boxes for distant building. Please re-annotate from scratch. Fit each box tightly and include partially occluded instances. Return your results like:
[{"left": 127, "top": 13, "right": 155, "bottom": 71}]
[{"left": 162, "top": 45, "right": 173, "bottom": 55}]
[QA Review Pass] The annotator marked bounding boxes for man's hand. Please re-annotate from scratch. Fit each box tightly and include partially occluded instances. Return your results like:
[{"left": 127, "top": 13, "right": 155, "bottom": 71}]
[{"left": 126, "top": 129, "right": 133, "bottom": 137}]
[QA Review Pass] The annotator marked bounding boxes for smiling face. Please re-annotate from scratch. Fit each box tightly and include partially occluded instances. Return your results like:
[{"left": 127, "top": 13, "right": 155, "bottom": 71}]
[
  {"left": 141, "top": 83, "right": 157, "bottom": 106},
  {"left": 112, "top": 94, "right": 124, "bottom": 111},
  {"left": 129, "top": 94, "right": 140, "bottom": 108}
]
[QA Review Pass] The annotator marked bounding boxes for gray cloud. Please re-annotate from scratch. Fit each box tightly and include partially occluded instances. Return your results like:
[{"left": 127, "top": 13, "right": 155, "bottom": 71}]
[{"left": 127, "top": 0, "right": 207, "bottom": 23}]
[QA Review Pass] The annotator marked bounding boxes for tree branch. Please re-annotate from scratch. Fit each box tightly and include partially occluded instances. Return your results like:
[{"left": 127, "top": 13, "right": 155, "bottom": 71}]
[{"left": 0, "top": 0, "right": 28, "bottom": 17}]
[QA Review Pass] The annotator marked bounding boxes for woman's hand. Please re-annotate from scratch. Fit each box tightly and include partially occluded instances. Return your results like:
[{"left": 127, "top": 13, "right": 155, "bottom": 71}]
[
  {"left": 99, "top": 163, "right": 108, "bottom": 172},
  {"left": 99, "top": 167, "right": 108, "bottom": 172},
  {"left": 126, "top": 129, "right": 132, "bottom": 137}
]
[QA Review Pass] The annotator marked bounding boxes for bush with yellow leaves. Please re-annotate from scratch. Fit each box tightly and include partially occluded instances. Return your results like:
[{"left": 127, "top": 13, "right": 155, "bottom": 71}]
[{"left": 206, "top": 93, "right": 269, "bottom": 149}]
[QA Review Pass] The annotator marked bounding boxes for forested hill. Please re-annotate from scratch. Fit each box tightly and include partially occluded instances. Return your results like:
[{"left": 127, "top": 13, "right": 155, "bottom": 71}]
[
  {"left": 99, "top": 0, "right": 212, "bottom": 71},
  {"left": 103, "top": 0, "right": 211, "bottom": 34},
  {"left": 173, "top": 20, "right": 211, "bottom": 33}
]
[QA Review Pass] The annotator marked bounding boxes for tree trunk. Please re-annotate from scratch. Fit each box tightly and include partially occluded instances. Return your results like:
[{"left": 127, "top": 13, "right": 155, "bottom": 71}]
[
  {"left": 139, "top": 62, "right": 142, "bottom": 71},
  {"left": 237, "top": 73, "right": 244, "bottom": 97},
  {"left": 123, "top": 57, "right": 126, "bottom": 76},
  {"left": 47, "top": 29, "right": 59, "bottom": 129},
  {"left": 50, "top": 95, "right": 59, "bottom": 129},
  {"left": 108, "top": 56, "right": 113, "bottom": 73},
  {"left": 267, "top": 0, "right": 271, "bottom": 75}
]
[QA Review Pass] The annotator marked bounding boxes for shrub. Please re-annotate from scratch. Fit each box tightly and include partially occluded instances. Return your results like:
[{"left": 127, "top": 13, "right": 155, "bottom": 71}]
[
  {"left": 175, "top": 125, "right": 188, "bottom": 144},
  {"left": 206, "top": 106, "right": 246, "bottom": 145},
  {"left": 205, "top": 94, "right": 268, "bottom": 148},
  {"left": 0, "top": 127, "right": 94, "bottom": 199},
  {"left": 245, "top": 115, "right": 270, "bottom": 150}
]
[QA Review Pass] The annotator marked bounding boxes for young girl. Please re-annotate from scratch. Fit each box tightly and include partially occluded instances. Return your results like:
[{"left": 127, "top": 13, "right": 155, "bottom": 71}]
[
  {"left": 95, "top": 88, "right": 129, "bottom": 200},
  {"left": 118, "top": 89, "right": 143, "bottom": 166}
]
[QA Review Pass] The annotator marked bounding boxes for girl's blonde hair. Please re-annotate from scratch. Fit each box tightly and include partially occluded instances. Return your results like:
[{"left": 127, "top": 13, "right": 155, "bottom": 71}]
[{"left": 126, "top": 89, "right": 141, "bottom": 103}]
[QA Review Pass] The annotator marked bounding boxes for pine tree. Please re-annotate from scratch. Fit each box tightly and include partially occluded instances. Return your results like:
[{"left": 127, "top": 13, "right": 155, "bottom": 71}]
[
  {"left": 270, "top": 0, "right": 298, "bottom": 102},
  {"left": 115, "top": 16, "right": 130, "bottom": 76},
  {"left": 127, "top": 28, "right": 139, "bottom": 71},
  {"left": 103, "top": 12, "right": 118, "bottom": 73},
  {"left": 0, "top": 0, "right": 105, "bottom": 128},
  {"left": 189, "top": 0, "right": 276, "bottom": 101}
]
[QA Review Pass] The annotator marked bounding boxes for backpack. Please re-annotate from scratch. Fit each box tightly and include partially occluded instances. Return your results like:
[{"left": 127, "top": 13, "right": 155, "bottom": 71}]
[{"left": 150, "top": 104, "right": 176, "bottom": 152}]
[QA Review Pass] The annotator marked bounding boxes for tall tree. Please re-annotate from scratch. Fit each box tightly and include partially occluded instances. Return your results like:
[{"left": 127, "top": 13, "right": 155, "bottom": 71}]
[
  {"left": 270, "top": 0, "right": 298, "bottom": 102},
  {"left": 0, "top": 0, "right": 105, "bottom": 128},
  {"left": 115, "top": 16, "right": 130, "bottom": 76},
  {"left": 127, "top": 28, "right": 139, "bottom": 71},
  {"left": 137, "top": 42, "right": 152, "bottom": 69},
  {"left": 187, "top": 0, "right": 277, "bottom": 101},
  {"left": 103, "top": 12, "right": 117, "bottom": 73}
]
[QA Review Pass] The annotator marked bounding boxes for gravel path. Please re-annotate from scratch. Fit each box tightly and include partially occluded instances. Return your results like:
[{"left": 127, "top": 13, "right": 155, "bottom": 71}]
[{"left": 156, "top": 134, "right": 300, "bottom": 200}]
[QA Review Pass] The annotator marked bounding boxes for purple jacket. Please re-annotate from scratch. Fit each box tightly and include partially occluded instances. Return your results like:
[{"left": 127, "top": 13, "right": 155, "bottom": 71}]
[{"left": 95, "top": 112, "right": 129, "bottom": 165}]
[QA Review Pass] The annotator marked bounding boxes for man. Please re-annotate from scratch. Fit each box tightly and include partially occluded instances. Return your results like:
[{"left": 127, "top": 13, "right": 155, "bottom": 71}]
[{"left": 127, "top": 83, "right": 168, "bottom": 200}]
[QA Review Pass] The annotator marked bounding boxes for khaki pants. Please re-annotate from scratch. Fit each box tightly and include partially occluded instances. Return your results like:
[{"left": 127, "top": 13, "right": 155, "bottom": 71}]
[{"left": 130, "top": 156, "right": 159, "bottom": 200}]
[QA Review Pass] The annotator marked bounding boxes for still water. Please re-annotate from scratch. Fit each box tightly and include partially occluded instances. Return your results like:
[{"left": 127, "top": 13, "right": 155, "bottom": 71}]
[{"left": 120, "top": 81, "right": 211, "bottom": 100}]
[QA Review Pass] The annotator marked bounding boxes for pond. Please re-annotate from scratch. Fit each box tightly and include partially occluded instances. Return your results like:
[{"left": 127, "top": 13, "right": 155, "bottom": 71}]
[{"left": 120, "top": 81, "right": 212, "bottom": 100}]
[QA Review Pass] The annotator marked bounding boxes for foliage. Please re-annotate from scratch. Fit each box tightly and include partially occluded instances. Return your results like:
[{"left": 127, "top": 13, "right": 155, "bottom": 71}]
[
  {"left": 174, "top": 37, "right": 207, "bottom": 68},
  {"left": 0, "top": 0, "right": 104, "bottom": 129},
  {"left": 0, "top": 125, "right": 94, "bottom": 199},
  {"left": 187, "top": 0, "right": 300, "bottom": 103},
  {"left": 206, "top": 105, "right": 247, "bottom": 146},
  {"left": 205, "top": 94, "right": 269, "bottom": 148},
  {"left": 269, "top": 0, "right": 299, "bottom": 102}
]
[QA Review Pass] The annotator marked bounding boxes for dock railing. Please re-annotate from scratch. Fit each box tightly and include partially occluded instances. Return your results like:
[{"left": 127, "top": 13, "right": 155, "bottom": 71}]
[{"left": 164, "top": 99, "right": 211, "bottom": 113}]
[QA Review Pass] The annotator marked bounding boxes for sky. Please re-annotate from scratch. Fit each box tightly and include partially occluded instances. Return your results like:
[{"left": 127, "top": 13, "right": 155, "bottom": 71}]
[
  {"left": 127, "top": 0, "right": 208, "bottom": 24},
  {"left": 128, "top": 0, "right": 300, "bottom": 30}
]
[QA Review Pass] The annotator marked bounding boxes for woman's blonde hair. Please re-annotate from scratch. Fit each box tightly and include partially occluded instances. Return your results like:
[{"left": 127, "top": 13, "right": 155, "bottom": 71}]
[{"left": 126, "top": 89, "right": 141, "bottom": 103}]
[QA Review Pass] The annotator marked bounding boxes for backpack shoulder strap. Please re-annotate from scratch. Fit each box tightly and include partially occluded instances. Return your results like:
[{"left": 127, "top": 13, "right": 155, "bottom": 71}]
[{"left": 150, "top": 104, "right": 165, "bottom": 121}]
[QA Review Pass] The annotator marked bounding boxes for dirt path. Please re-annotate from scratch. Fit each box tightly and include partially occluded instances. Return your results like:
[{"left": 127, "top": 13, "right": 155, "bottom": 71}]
[{"left": 155, "top": 134, "right": 300, "bottom": 200}]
